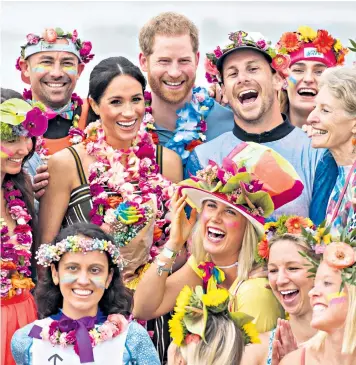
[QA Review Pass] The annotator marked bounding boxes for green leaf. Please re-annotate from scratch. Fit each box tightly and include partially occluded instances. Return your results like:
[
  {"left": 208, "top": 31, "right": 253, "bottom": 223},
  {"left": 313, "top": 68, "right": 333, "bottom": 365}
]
[
  {"left": 55, "top": 27, "right": 64, "bottom": 36},
  {"left": 245, "top": 191, "right": 274, "bottom": 217},
  {"left": 349, "top": 39, "right": 356, "bottom": 48},
  {"left": 220, "top": 173, "right": 251, "bottom": 193},
  {"left": 349, "top": 47, "right": 356, "bottom": 52},
  {"left": 229, "top": 312, "right": 255, "bottom": 327},
  {"left": 0, "top": 98, "right": 32, "bottom": 125}
]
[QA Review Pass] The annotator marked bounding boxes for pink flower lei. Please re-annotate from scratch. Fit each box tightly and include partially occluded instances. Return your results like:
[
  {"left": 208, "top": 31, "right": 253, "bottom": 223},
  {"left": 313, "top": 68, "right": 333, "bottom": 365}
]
[
  {"left": 83, "top": 119, "right": 173, "bottom": 249},
  {"left": 0, "top": 180, "right": 35, "bottom": 299},
  {"left": 23, "top": 88, "right": 85, "bottom": 159}
]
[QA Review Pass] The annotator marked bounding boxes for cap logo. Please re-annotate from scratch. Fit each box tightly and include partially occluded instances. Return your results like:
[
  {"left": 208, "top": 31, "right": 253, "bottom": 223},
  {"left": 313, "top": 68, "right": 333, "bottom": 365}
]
[{"left": 304, "top": 47, "right": 324, "bottom": 58}]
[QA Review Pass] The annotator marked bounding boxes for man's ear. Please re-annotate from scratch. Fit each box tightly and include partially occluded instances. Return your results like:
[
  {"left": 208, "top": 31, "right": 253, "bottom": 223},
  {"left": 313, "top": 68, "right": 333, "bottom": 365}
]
[
  {"left": 19, "top": 59, "right": 31, "bottom": 78},
  {"left": 77, "top": 63, "right": 85, "bottom": 78},
  {"left": 272, "top": 71, "right": 285, "bottom": 92},
  {"left": 139, "top": 53, "right": 148, "bottom": 72},
  {"left": 51, "top": 264, "right": 59, "bottom": 286},
  {"left": 89, "top": 97, "right": 100, "bottom": 115},
  {"left": 195, "top": 51, "right": 200, "bottom": 67}
]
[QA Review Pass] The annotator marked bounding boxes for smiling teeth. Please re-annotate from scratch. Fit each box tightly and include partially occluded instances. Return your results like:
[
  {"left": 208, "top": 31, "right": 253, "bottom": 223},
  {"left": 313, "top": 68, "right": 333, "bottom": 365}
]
[
  {"left": 47, "top": 83, "right": 64, "bottom": 88},
  {"left": 313, "top": 129, "right": 328, "bottom": 135},
  {"left": 73, "top": 289, "right": 92, "bottom": 295},
  {"left": 299, "top": 88, "right": 317, "bottom": 95},
  {"left": 165, "top": 81, "right": 183, "bottom": 86},
  {"left": 313, "top": 304, "right": 327, "bottom": 312},
  {"left": 208, "top": 227, "right": 225, "bottom": 235},
  {"left": 239, "top": 89, "right": 257, "bottom": 97},
  {"left": 8, "top": 158, "right": 22, "bottom": 163},
  {"left": 280, "top": 290, "right": 298, "bottom": 295},
  {"left": 117, "top": 120, "right": 136, "bottom": 127}
]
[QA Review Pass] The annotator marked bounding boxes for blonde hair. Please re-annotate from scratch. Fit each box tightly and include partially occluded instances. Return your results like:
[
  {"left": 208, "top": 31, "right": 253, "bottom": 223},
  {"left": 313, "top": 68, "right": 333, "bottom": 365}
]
[
  {"left": 306, "top": 282, "right": 356, "bottom": 354},
  {"left": 319, "top": 66, "right": 356, "bottom": 118},
  {"left": 139, "top": 12, "right": 199, "bottom": 56},
  {"left": 278, "top": 89, "right": 289, "bottom": 115},
  {"left": 191, "top": 220, "right": 258, "bottom": 281},
  {"left": 176, "top": 313, "right": 244, "bottom": 365}
]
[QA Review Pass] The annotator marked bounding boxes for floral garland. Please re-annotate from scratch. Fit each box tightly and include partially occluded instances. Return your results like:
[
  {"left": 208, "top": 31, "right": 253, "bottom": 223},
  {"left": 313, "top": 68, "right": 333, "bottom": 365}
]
[
  {"left": 84, "top": 120, "right": 172, "bottom": 249},
  {"left": 144, "top": 87, "right": 214, "bottom": 164},
  {"left": 23, "top": 88, "right": 85, "bottom": 159},
  {"left": 41, "top": 313, "right": 128, "bottom": 357},
  {"left": 0, "top": 180, "right": 35, "bottom": 299}
]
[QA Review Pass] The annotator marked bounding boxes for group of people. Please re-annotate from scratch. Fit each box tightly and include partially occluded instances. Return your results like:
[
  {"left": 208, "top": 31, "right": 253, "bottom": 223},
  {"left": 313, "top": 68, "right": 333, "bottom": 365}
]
[{"left": 1, "top": 11, "right": 356, "bottom": 365}]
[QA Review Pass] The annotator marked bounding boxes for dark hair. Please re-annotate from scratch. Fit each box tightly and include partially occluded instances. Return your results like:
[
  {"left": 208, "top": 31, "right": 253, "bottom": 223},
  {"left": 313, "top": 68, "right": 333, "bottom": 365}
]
[
  {"left": 1, "top": 88, "right": 37, "bottom": 258},
  {"left": 35, "top": 223, "right": 133, "bottom": 318},
  {"left": 86, "top": 57, "right": 146, "bottom": 125}
]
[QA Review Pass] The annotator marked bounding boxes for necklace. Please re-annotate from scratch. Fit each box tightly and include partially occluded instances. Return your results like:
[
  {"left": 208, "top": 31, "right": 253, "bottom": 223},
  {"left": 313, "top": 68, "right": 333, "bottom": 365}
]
[
  {"left": 23, "top": 88, "right": 85, "bottom": 159},
  {"left": 84, "top": 120, "right": 172, "bottom": 248},
  {"left": 0, "top": 180, "right": 35, "bottom": 299},
  {"left": 144, "top": 86, "right": 214, "bottom": 164},
  {"left": 217, "top": 261, "right": 239, "bottom": 269}
]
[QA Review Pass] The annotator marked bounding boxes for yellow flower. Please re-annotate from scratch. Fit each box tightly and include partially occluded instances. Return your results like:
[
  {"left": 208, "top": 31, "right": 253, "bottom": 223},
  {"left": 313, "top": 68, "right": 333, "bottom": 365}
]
[
  {"left": 243, "top": 322, "right": 261, "bottom": 344},
  {"left": 298, "top": 26, "right": 317, "bottom": 42},
  {"left": 168, "top": 313, "right": 186, "bottom": 346},
  {"left": 202, "top": 288, "right": 229, "bottom": 307},
  {"left": 306, "top": 218, "right": 314, "bottom": 227},
  {"left": 264, "top": 222, "right": 277, "bottom": 231},
  {"left": 334, "top": 39, "right": 342, "bottom": 52},
  {"left": 323, "top": 234, "right": 331, "bottom": 244},
  {"left": 175, "top": 285, "right": 193, "bottom": 315}
]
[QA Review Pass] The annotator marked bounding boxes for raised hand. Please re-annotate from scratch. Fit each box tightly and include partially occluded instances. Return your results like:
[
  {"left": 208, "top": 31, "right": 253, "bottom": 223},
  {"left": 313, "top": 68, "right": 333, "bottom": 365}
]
[
  {"left": 271, "top": 319, "right": 298, "bottom": 364},
  {"left": 33, "top": 164, "right": 49, "bottom": 200}
]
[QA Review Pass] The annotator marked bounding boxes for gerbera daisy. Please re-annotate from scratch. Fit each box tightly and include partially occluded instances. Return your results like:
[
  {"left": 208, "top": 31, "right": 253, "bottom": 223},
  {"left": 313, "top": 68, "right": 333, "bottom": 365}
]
[
  {"left": 280, "top": 32, "right": 301, "bottom": 52},
  {"left": 285, "top": 216, "right": 308, "bottom": 234},
  {"left": 313, "top": 30, "right": 334, "bottom": 53}
]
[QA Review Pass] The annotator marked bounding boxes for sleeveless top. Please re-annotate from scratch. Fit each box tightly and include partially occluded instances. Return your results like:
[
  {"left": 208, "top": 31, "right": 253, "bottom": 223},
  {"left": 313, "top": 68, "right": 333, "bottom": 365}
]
[
  {"left": 45, "top": 100, "right": 89, "bottom": 155},
  {"left": 62, "top": 144, "right": 163, "bottom": 228}
]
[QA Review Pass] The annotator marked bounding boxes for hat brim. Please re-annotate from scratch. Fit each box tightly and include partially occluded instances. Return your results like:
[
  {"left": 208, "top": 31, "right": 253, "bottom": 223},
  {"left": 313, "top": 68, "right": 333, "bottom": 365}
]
[
  {"left": 216, "top": 46, "right": 273, "bottom": 72},
  {"left": 179, "top": 185, "right": 265, "bottom": 238}
]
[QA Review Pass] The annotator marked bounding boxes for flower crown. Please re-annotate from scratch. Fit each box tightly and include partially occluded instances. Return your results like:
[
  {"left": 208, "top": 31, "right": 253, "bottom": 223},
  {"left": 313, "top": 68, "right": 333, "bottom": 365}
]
[
  {"left": 299, "top": 222, "right": 356, "bottom": 291},
  {"left": 36, "top": 235, "right": 124, "bottom": 268},
  {"left": 205, "top": 31, "right": 281, "bottom": 83},
  {"left": 186, "top": 157, "right": 274, "bottom": 218},
  {"left": 276, "top": 26, "right": 348, "bottom": 66},
  {"left": 0, "top": 98, "right": 48, "bottom": 142},
  {"left": 168, "top": 285, "right": 260, "bottom": 347},
  {"left": 255, "top": 215, "right": 315, "bottom": 264},
  {"left": 15, "top": 27, "right": 94, "bottom": 71}
]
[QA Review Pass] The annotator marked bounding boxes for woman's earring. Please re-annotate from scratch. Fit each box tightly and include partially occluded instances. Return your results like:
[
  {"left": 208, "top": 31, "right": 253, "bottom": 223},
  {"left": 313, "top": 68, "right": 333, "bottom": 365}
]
[{"left": 352, "top": 134, "right": 356, "bottom": 153}]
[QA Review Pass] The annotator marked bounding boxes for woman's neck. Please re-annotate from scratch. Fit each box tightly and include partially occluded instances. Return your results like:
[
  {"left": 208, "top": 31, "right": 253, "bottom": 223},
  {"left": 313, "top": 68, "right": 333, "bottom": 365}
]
[
  {"left": 330, "top": 140, "right": 356, "bottom": 166},
  {"left": 150, "top": 90, "right": 193, "bottom": 131},
  {"left": 61, "top": 303, "right": 99, "bottom": 320},
  {"left": 211, "top": 254, "right": 239, "bottom": 288},
  {"left": 289, "top": 311, "right": 316, "bottom": 344}
]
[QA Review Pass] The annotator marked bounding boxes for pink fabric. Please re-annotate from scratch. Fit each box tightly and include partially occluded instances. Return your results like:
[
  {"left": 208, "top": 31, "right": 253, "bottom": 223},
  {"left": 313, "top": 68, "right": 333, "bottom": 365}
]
[{"left": 289, "top": 42, "right": 336, "bottom": 67}]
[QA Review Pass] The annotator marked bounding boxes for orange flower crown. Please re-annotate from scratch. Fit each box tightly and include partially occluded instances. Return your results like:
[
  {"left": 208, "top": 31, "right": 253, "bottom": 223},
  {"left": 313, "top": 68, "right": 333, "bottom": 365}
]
[{"left": 276, "top": 26, "right": 348, "bottom": 67}]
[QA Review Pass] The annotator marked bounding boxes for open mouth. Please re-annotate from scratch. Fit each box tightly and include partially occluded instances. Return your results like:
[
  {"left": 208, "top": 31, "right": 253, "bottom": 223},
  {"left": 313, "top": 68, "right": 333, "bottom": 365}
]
[
  {"left": 312, "top": 128, "right": 328, "bottom": 137},
  {"left": 313, "top": 304, "right": 327, "bottom": 313},
  {"left": 116, "top": 119, "right": 137, "bottom": 129},
  {"left": 7, "top": 158, "right": 23, "bottom": 164},
  {"left": 297, "top": 88, "right": 317, "bottom": 98},
  {"left": 280, "top": 289, "right": 299, "bottom": 303},
  {"left": 44, "top": 82, "right": 67, "bottom": 89},
  {"left": 238, "top": 89, "right": 259, "bottom": 105},
  {"left": 72, "top": 289, "right": 93, "bottom": 297},
  {"left": 207, "top": 227, "right": 226, "bottom": 243},
  {"left": 163, "top": 80, "right": 185, "bottom": 88}
]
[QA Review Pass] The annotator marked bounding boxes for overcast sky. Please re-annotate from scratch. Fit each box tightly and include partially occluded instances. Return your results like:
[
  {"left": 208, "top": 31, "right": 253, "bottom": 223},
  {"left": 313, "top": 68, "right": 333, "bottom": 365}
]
[{"left": 1, "top": 1, "right": 356, "bottom": 97}]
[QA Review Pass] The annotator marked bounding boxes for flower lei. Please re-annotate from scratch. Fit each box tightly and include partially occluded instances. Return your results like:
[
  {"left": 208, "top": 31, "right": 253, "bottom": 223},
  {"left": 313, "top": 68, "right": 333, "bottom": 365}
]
[
  {"left": 0, "top": 180, "right": 35, "bottom": 299},
  {"left": 255, "top": 215, "right": 315, "bottom": 264},
  {"left": 168, "top": 285, "right": 260, "bottom": 347},
  {"left": 84, "top": 120, "right": 172, "bottom": 248},
  {"left": 41, "top": 313, "right": 128, "bottom": 357},
  {"left": 23, "top": 88, "right": 85, "bottom": 159},
  {"left": 144, "top": 87, "right": 214, "bottom": 164}
]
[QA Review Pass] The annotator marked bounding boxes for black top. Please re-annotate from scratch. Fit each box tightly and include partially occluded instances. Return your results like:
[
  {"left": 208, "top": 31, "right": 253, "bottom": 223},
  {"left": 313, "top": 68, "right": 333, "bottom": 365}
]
[{"left": 232, "top": 113, "right": 295, "bottom": 143}]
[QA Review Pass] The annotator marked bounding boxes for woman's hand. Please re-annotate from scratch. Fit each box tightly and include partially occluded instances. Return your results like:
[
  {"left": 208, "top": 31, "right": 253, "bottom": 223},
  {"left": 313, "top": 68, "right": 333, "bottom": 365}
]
[
  {"left": 166, "top": 190, "right": 197, "bottom": 251},
  {"left": 271, "top": 319, "right": 298, "bottom": 364}
]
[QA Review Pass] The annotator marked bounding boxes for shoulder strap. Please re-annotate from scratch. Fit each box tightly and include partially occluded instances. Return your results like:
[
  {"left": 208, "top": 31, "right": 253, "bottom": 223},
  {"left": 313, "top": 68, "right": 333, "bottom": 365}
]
[
  {"left": 156, "top": 144, "right": 163, "bottom": 174},
  {"left": 67, "top": 146, "right": 88, "bottom": 185},
  {"left": 301, "top": 347, "right": 306, "bottom": 365}
]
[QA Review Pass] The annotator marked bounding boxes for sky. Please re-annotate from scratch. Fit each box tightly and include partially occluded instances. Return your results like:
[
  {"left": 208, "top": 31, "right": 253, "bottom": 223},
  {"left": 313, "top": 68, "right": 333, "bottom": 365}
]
[{"left": 1, "top": 0, "right": 356, "bottom": 97}]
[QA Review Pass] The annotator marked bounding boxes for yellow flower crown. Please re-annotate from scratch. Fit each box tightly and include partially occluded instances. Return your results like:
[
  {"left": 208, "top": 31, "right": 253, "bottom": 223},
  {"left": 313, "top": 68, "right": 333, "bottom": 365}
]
[{"left": 168, "top": 285, "right": 260, "bottom": 347}]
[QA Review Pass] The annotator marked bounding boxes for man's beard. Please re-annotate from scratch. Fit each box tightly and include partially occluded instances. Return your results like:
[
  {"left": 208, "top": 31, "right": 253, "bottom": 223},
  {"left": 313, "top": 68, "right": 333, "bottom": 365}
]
[{"left": 147, "top": 72, "right": 195, "bottom": 105}]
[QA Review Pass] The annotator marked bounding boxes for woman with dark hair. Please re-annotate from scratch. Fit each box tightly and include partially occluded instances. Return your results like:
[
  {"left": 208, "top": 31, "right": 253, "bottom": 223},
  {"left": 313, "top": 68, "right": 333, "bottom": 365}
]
[
  {"left": 39, "top": 56, "right": 182, "bottom": 288},
  {"left": 11, "top": 223, "right": 160, "bottom": 364},
  {"left": 0, "top": 93, "right": 48, "bottom": 365}
]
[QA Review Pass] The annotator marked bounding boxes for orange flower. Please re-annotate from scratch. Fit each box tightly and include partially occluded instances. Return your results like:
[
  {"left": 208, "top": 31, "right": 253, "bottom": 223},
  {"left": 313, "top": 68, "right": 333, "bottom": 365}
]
[
  {"left": 149, "top": 131, "right": 159, "bottom": 145},
  {"left": 11, "top": 273, "right": 35, "bottom": 291},
  {"left": 280, "top": 32, "right": 301, "bottom": 52},
  {"left": 272, "top": 54, "right": 291, "bottom": 73},
  {"left": 324, "top": 242, "right": 355, "bottom": 270},
  {"left": 285, "top": 216, "right": 308, "bottom": 234},
  {"left": 336, "top": 49, "right": 348, "bottom": 65},
  {"left": 0, "top": 261, "right": 17, "bottom": 271},
  {"left": 153, "top": 225, "right": 163, "bottom": 242},
  {"left": 107, "top": 196, "right": 123, "bottom": 209},
  {"left": 42, "top": 28, "right": 57, "bottom": 43},
  {"left": 313, "top": 30, "right": 334, "bottom": 54},
  {"left": 185, "top": 139, "right": 203, "bottom": 152},
  {"left": 258, "top": 238, "right": 269, "bottom": 260}
]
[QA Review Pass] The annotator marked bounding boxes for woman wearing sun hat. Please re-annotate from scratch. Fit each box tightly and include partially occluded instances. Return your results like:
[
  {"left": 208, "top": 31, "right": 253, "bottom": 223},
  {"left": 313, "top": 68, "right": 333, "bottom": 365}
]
[{"left": 134, "top": 142, "right": 304, "bottom": 333}]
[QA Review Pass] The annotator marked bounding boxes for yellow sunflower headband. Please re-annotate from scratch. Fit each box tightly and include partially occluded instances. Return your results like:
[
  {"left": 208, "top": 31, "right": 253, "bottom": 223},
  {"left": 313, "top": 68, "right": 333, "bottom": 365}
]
[{"left": 168, "top": 285, "right": 260, "bottom": 347}]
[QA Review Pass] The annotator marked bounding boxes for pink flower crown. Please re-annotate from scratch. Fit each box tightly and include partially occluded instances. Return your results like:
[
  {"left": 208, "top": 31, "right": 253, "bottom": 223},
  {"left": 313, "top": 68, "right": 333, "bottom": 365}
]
[
  {"left": 276, "top": 26, "right": 348, "bottom": 67},
  {"left": 16, "top": 27, "right": 94, "bottom": 71},
  {"left": 36, "top": 235, "right": 124, "bottom": 268}
]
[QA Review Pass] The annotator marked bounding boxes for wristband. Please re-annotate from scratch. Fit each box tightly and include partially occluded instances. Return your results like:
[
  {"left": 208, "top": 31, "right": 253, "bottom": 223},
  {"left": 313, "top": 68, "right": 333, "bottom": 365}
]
[
  {"left": 162, "top": 246, "right": 178, "bottom": 260},
  {"left": 155, "top": 258, "right": 173, "bottom": 276}
]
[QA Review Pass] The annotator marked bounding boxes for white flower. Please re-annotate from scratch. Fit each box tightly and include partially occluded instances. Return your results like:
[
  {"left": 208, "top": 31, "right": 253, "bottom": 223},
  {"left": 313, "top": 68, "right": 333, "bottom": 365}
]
[
  {"left": 104, "top": 209, "right": 116, "bottom": 224},
  {"left": 59, "top": 333, "right": 68, "bottom": 348}
]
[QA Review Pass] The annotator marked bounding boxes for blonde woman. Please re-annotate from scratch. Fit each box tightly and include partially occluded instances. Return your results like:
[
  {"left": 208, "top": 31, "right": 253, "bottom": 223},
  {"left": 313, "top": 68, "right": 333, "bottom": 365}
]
[
  {"left": 134, "top": 142, "right": 304, "bottom": 333},
  {"left": 280, "top": 235, "right": 356, "bottom": 365}
]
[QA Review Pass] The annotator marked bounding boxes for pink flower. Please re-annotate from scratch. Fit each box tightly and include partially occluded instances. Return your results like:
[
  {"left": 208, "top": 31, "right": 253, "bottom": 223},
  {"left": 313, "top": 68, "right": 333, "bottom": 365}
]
[
  {"left": 315, "top": 244, "right": 326, "bottom": 255},
  {"left": 99, "top": 322, "right": 114, "bottom": 341},
  {"left": 42, "top": 28, "right": 57, "bottom": 43},
  {"left": 107, "top": 314, "right": 128, "bottom": 334},
  {"left": 71, "top": 29, "right": 78, "bottom": 43},
  {"left": 59, "top": 333, "right": 68, "bottom": 348},
  {"left": 15, "top": 57, "right": 21, "bottom": 71},
  {"left": 256, "top": 39, "right": 267, "bottom": 50},
  {"left": 213, "top": 46, "right": 223, "bottom": 58},
  {"left": 23, "top": 107, "right": 48, "bottom": 137},
  {"left": 22, "top": 88, "right": 33, "bottom": 100},
  {"left": 144, "top": 91, "right": 152, "bottom": 101},
  {"left": 26, "top": 33, "right": 40, "bottom": 45},
  {"left": 80, "top": 41, "right": 92, "bottom": 57},
  {"left": 49, "top": 320, "right": 59, "bottom": 336},
  {"left": 204, "top": 57, "right": 219, "bottom": 76},
  {"left": 66, "top": 330, "right": 76, "bottom": 344}
]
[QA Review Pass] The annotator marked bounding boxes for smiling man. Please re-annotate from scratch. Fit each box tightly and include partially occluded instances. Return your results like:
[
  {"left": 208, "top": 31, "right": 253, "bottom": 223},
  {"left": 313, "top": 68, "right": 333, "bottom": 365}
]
[
  {"left": 139, "top": 12, "right": 233, "bottom": 166},
  {"left": 186, "top": 30, "right": 338, "bottom": 224},
  {"left": 17, "top": 27, "right": 94, "bottom": 183}
]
